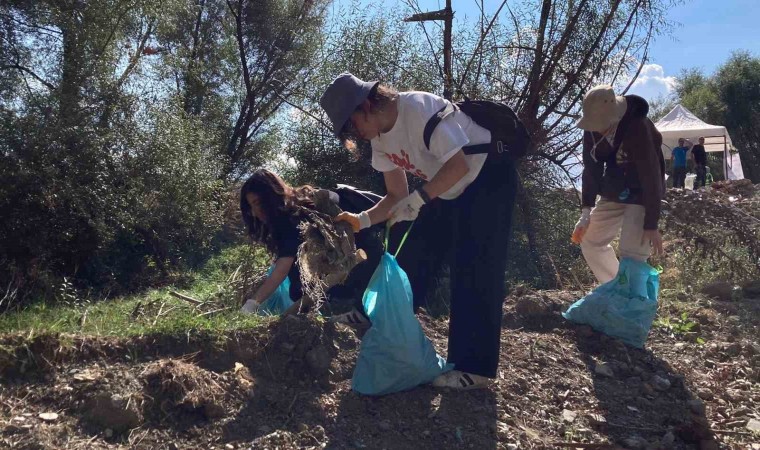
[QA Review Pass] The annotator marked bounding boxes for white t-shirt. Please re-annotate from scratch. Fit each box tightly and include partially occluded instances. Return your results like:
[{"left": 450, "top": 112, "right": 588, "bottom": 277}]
[{"left": 370, "top": 91, "right": 490, "bottom": 200}]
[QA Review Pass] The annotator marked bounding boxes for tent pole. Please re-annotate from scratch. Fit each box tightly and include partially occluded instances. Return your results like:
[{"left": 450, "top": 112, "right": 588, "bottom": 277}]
[{"left": 723, "top": 135, "right": 728, "bottom": 180}]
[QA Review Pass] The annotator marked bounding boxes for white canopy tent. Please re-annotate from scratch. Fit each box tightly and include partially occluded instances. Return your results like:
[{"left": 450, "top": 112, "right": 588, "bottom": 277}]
[{"left": 655, "top": 105, "right": 744, "bottom": 180}]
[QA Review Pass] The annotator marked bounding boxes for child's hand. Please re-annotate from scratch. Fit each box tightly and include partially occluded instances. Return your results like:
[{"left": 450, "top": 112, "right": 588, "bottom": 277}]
[{"left": 240, "top": 299, "right": 260, "bottom": 314}]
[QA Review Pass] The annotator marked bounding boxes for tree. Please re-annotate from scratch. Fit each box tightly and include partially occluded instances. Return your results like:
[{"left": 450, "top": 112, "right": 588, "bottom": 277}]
[
  {"left": 676, "top": 52, "right": 760, "bottom": 182},
  {"left": 223, "top": 0, "right": 329, "bottom": 179}
]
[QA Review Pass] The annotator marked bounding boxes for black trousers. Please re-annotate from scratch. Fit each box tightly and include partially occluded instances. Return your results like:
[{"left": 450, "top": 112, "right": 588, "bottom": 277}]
[
  {"left": 672, "top": 166, "right": 687, "bottom": 188},
  {"left": 695, "top": 164, "right": 707, "bottom": 188},
  {"left": 395, "top": 157, "right": 518, "bottom": 378}
]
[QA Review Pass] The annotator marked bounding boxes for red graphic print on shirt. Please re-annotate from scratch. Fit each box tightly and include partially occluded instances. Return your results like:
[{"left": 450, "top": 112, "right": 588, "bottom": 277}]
[{"left": 386, "top": 150, "right": 428, "bottom": 180}]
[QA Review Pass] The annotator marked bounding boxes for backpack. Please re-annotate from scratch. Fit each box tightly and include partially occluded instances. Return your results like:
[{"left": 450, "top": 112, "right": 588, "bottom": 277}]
[
  {"left": 423, "top": 99, "right": 531, "bottom": 162},
  {"left": 333, "top": 184, "right": 383, "bottom": 213}
]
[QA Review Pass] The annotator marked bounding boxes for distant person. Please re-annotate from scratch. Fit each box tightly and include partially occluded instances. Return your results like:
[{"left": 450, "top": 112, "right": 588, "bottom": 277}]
[
  {"left": 670, "top": 138, "right": 691, "bottom": 188},
  {"left": 572, "top": 85, "right": 665, "bottom": 283},
  {"left": 691, "top": 137, "right": 708, "bottom": 188}
]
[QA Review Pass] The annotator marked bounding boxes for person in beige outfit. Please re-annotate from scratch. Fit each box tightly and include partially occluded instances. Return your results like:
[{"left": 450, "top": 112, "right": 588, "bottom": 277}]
[{"left": 572, "top": 85, "right": 665, "bottom": 283}]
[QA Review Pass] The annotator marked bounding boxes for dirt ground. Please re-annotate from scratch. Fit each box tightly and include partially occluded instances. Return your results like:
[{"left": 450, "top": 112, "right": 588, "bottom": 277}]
[{"left": 1, "top": 288, "right": 758, "bottom": 450}]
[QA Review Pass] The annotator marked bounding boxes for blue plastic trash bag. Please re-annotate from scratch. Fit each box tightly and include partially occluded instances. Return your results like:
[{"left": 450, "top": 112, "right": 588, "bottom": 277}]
[
  {"left": 258, "top": 265, "right": 295, "bottom": 316},
  {"left": 352, "top": 250, "right": 451, "bottom": 396},
  {"left": 563, "top": 258, "right": 660, "bottom": 348}
]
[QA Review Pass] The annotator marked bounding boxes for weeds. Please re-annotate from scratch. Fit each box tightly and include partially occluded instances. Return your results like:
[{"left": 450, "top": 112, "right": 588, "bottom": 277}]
[{"left": 654, "top": 312, "right": 705, "bottom": 344}]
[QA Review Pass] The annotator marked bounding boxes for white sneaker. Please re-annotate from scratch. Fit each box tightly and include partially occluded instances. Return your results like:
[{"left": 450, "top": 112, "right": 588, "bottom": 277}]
[
  {"left": 240, "top": 299, "right": 260, "bottom": 314},
  {"left": 432, "top": 370, "right": 490, "bottom": 390},
  {"left": 329, "top": 308, "right": 370, "bottom": 326}
]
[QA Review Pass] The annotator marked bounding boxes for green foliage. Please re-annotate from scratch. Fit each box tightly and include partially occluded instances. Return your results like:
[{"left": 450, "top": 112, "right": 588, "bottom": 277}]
[
  {"left": 0, "top": 243, "right": 270, "bottom": 336},
  {"left": 654, "top": 312, "right": 704, "bottom": 344},
  {"left": 676, "top": 52, "right": 760, "bottom": 182}
]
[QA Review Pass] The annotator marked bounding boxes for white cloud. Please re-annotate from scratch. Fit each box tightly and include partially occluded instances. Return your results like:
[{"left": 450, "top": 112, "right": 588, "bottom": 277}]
[{"left": 626, "top": 63, "right": 677, "bottom": 100}]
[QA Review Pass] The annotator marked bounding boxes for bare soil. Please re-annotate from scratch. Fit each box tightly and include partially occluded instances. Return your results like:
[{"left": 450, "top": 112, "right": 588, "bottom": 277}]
[{"left": 1, "top": 289, "right": 758, "bottom": 449}]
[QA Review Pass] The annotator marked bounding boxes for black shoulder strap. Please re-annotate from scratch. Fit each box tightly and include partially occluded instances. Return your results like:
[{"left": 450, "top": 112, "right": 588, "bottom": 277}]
[{"left": 423, "top": 102, "right": 457, "bottom": 150}]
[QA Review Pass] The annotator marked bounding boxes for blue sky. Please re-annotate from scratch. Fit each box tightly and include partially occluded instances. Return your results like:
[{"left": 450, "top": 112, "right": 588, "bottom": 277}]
[
  {"left": 626, "top": 0, "right": 760, "bottom": 100},
  {"left": 333, "top": 0, "right": 759, "bottom": 102}
]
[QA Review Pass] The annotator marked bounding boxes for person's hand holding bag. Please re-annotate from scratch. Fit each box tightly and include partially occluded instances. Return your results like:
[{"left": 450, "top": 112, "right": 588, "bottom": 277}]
[{"left": 388, "top": 190, "right": 426, "bottom": 226}]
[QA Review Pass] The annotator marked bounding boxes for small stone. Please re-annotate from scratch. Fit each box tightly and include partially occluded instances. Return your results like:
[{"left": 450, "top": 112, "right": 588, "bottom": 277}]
[
  {"left": 515, "top": 294, "right": 550, "bottom": 318},
  {"left": 651, "top": 375, "right": 671, "bottom": 391},
  {"left": 623, "top": 436, "right": 647, "bottom": 449},
  {"left": 741, "top": 279, "right": 760, "bottom": 297},
  {"left": 38, "top": 413, "right": 58, "bottom": 422},
  {"left": 747, "top": 419, "right": 760, "bottom": 433},
  {"left": 700, "top": 281, "right": 733, "bottom": 302},
  {"left": 225, "top": 444, "right": 234, "bottom": 450},
  {"left": 662, "top": 431, "right": 675, "bottom": 447},
  {"left": 104, "top": 428, "right": 114, "bottom": 438},
  {"left": 688, "top": 399, "right": 706, "bottom": 415},
  {"left": 697, "top": 389, "right": 714, "bottom": 401},
  {"left": 725, "top": 342, "right": 742, "bottom": 356},
  {"left": 699, "top": 439, "right": 719, "bottom": 450},
  {"left": 305, "top": 345, "right": 332, "bottom": 376},
  {"left": 506, "top": 444, "right": 518, "bottom": 450},
  {"left": 588, "top": 413, "right": 607, "bottom": 426},
  {"left": 595, "top": 362, "right": 614, "bottom": 378},
  {"left": 674, "top": 342, "right": 687, "bottom": 350},
  {"left": 642, "top": 383, "right": 655, "bottom": 396},
  {"left": 280, "top": 342, "right": 295, "bottom": 353},
  {"left": 12, "top": 416, "right": 25, "bottom": 422},
  {"left": 4, "top": 424, "right": 29, "bottom": 434},
  {"left": 561, "top": 409, "right": 577, "bottom": 423}
]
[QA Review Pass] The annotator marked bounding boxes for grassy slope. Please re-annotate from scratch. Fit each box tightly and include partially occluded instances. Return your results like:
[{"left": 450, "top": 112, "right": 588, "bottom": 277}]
[{"left": 0, "top": 244, "right": 271, "bottom": 337}]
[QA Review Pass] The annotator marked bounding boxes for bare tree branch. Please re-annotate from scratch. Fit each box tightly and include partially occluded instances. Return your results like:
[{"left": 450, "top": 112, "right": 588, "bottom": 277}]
[{"left": 0, "top": 64, "right": 56, "bottom": 91}]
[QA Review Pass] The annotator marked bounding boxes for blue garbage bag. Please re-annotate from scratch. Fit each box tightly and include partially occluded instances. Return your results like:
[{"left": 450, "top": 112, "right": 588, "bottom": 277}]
[
  {"left": 258, "top": 265, "right": 295, "bottom": 316},
  {"left": 352, "top": 249, "right": 451, "bottom": 396},
  {"left": 563, "top": 258, "right": 660, "bottom": 348}
]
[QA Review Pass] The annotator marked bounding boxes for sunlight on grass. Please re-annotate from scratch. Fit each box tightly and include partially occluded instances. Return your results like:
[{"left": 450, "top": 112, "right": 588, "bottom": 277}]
[{"left": 0, "top": 244, "right": 272, "bottom": 337}]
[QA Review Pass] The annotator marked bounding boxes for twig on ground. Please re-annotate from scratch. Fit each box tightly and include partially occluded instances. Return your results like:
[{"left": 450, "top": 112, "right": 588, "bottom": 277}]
[
  {"left": 712, "top": 429, "right": 753, "bottom": 436},
  {"left": 550, "top": 443, "right": 613, "bottom": 449},
  {"left": 196, "top": 307, "right": 230, "bottom": 317},
  {"left": 152, "top": 301, "right": 166, "bottom": 326},
  {"left": 169, "top": 291, "right": 203, "bottom": 305}
]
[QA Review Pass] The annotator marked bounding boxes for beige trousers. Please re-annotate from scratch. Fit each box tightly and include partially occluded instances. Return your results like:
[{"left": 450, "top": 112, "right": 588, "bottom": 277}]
[{"left": 581, "top": 199, "right": 652, "bottom": 283}]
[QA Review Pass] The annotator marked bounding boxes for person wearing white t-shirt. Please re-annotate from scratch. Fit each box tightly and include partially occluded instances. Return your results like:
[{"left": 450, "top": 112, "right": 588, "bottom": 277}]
[{"left": 319, "top": 73, "right": 520, "bottom": 390}]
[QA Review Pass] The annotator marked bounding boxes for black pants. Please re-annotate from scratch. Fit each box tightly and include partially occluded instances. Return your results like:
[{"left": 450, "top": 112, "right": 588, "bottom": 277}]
[
  {"left": 672, "top": 166, "right": 687, "bottom": 188},
  {"left": 695, "top": 164, "right": 707, "bottom": 188},
  {"left": 395, "top": 157, "right": 518, "bottom": 378}
]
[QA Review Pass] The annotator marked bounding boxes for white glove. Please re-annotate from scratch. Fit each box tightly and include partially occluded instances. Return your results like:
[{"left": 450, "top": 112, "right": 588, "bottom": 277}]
[
  {"left": 389, "top": 190, "right": 426, "bottom": 226},
  {"left": 575, "top": 207, "right": 591, "bottom": 229},
  {"left": 240, "top": 298, "right": 260, "bottom": 314},
  {"left": 571, "top": 207, "right": 592, "bottom": 244},
  {"left": 334, "top": 211, "right": 371, "bottom": 233}
]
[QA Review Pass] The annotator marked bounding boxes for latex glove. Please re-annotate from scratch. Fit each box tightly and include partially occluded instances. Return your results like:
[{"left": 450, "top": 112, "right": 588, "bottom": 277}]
[
  {"left": 641, "top": 229, "right": 664, "bottom": 255},
  {"left": 571, "top": 207, "right": 592, "bottom": 244},
  {"left": 240, "top": 298, "right": 260, "bottom": 314},
  {"left": 334, "top": 211, "right": 371, "bottom": 233},
  {"left": 389, "top": 190, "right": 425, "bottom": 226}
]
